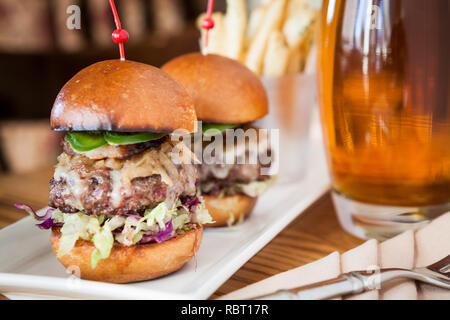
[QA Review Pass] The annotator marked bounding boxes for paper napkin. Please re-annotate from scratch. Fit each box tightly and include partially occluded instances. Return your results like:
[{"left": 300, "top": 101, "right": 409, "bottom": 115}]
[{"left": 219, "top": 212, "right": 450, "bottom": 300}]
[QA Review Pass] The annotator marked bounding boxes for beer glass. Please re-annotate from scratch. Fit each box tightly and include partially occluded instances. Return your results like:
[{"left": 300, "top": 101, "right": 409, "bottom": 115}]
[{"left": 318, "top": 0, "right": 450, "bottom": 239}]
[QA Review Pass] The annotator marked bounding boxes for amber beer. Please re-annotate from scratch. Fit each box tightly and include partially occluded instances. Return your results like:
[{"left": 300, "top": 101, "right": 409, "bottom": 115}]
[{"left": 318, "top": 0, "right": 450, "bottom": 238}]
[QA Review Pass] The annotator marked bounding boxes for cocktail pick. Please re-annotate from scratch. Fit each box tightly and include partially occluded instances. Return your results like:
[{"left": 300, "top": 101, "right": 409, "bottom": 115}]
[
  {"left": 108, "top": 0, "right": 129, "bottom": 61},
  {"left": 201, "top": 0, "right": 215, "bottom": 52}
]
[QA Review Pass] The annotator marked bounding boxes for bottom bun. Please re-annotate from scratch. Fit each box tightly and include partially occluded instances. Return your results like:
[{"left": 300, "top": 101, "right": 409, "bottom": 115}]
[
  {"left": 50, "top": 226, "right": 203, "bottom": 283},
  {"left": 203, "top": 194, "right": 257, "bottom": 227}
]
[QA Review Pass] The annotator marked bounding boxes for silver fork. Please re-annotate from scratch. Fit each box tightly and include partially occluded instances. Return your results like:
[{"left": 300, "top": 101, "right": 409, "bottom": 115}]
[{"left": 253, "top": 255, "right": 450, "bottom": 300}]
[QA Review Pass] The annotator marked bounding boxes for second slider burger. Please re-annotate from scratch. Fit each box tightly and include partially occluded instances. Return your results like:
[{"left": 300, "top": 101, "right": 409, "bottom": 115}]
[
  {"left": 162, "top": 53, "right": 274, "bottom": 227},
  {"left": 16, "top": 60, "right": 212, "bottom": 283}
]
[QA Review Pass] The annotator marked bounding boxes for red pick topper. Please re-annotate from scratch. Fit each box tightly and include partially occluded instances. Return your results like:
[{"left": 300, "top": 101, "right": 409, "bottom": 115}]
[
  {"left": 201, "top": 0, "right": 215, "bottom": 50},
  {"left": 201, "top": 17, "right": 214, "bottom": 30},
  {"left": 112, "top": 29, "right": 129, "bottom": 44}
]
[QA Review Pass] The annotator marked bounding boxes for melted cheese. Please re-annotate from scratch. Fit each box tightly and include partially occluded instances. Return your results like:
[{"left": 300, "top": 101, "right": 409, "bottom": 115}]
[
  {"left": 109, "top": 170, "right": 123, "bottom": 208},
  {"left": 54, "top": 161, "right": 85, "bottom": 210}
]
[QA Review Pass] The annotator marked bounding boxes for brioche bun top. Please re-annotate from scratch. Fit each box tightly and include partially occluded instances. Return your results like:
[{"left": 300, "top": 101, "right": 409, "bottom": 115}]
[
  {"left": 51, "top": 60, "right": 197, "bottom": 133},
  {"left": 162, "top": 53, "right": 268, "bottom": 124}
]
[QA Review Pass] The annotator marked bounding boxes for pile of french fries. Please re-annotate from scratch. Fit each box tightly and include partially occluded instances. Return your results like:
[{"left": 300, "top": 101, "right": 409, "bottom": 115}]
[{"left": 197, "top": 0, "right": 321, "bottom": 77}]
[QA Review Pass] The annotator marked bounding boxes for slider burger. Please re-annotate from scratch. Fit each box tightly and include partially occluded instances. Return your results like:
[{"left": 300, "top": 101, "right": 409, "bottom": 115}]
[
  {"left": 15, "top": 60, "right": 212, "bottom": 283},
  {"left": 162, "top": 53, "right": 273, "bottom": 227}
]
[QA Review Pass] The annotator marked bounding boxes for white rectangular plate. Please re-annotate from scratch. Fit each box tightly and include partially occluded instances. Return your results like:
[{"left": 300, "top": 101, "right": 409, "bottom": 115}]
[{"left": 0, "top": 112, "right": 329, "bottom": 300}]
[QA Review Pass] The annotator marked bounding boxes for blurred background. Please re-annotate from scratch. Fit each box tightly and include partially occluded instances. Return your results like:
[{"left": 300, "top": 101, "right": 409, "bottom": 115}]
[
  {"left": 0, "top": 0, "right": 229, "bottom": 173},
  {"left": 0, "top": 0, "right": 319, "bottom": 174}
]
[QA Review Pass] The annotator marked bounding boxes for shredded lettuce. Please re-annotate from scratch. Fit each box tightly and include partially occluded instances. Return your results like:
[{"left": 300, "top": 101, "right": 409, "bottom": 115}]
[
  {"left": 53, "top": 210, "right": 64, "bottom": 223},
  {"left": 193, "top": 198, "right": 213, "bottom": 225},
  {"left": 172, "top": 213, "right": 190, "bottom": 231},
  {"left": 58, "top": 213, "right": 100, "bottom": 258},
  {"left": 141, "top": 202, "right": 177, "bottom": 229},
  {"left": 91, "top": 225, "right": 114, "bottom": 268},
  {"left": 57, "top": 233, "right": 79, "bottom": 258},
  {"left": 115, "top": 216, "right": 143, "bottom": 246},
  {"left": 236, "top": 178, "right": 275, "bottom": 197},
  {"left": 105, "top": 215, "right": 126, "bottom": 230},
  {"left": 226, "top": 212, "right": 235, "bottom": 227}
]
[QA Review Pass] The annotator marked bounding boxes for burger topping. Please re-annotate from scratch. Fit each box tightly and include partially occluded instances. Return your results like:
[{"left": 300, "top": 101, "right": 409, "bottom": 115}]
[
  {"left": 63, "top": 138, "right": 166, "bottom": 160},
  {"left": 200, "top": 177, "right": 276, "bottom": 198},
  {"left": 65, "top": 131, "right": 168, "bottom": 154},
  {"left": 50, "top": 140, "right": 197, "bottom": 215},
  {"left": 104, "top": 131, "right": 167, "bottom": 145},
  {"left": 16, "top": 196, "right": 213, "bottom": 268},
  {"left": 201, "top": 122, "right": 239, "bottom": 136},
  {"left": 65, "top": 131, "right": 107, "bottom": 152}
]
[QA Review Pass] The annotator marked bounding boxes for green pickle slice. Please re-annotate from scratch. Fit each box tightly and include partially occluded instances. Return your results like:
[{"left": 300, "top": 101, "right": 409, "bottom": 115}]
[
  {"left": 201, "top": 123, "right": 239, "bottom": 136},
  {"left": 65, "top": 132, "right": 107, "bottom": 152},
  {"left": 103, "top": 132, "right": 166, "bottom": 145}
]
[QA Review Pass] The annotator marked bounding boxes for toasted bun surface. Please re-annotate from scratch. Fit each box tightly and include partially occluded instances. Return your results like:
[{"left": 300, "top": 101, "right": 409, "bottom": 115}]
[
  {"left": 51, "top": 60, "right": 197, "bottom": 133},
  {"left": 162, "top": 53, "right": 268, "bottom": 124},
  {"left": 51, "top": 226, "right": 203, "bottom": 283},
  {"left": 203, "top": 194, "right": 257, "bottom": 227}
]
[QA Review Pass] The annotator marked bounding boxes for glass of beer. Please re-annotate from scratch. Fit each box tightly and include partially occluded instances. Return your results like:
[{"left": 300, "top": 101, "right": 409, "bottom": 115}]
[{"left": 317, "top": 0, "right": 450, "bottom": 239}]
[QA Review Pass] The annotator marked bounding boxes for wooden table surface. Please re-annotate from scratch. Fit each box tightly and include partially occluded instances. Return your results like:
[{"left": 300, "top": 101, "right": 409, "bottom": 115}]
[{"left": 0, "top": 167, "right": 363, "bottom": 300}]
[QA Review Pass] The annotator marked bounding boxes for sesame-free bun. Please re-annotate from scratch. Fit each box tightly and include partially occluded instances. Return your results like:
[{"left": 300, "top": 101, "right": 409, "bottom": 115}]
[
  {"left": 50, "top": 226, "right": 203, "bottom": 283},
  {"left": 162, "top": 53, "right": 268, "bottom": 124},
  {"left": 51, "top": 60, "right": 197, "bottom": 133},
  {"left": 203, "top": 194, "right": 257, "bottom": 227}
]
